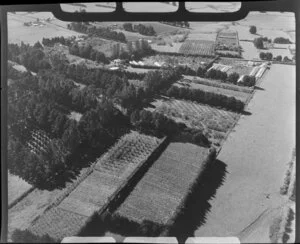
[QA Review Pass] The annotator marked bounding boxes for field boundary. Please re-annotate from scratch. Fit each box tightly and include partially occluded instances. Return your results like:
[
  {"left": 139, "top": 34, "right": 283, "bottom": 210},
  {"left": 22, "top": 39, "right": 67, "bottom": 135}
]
[{"left": 8, "top": 186, "right": 35, "bottom": 209}]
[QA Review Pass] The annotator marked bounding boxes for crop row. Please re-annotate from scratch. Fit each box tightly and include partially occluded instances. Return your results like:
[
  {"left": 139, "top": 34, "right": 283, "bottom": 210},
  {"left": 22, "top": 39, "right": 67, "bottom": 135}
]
[{"left": 179, "top": 40, "right": 215, "bottom": 56}]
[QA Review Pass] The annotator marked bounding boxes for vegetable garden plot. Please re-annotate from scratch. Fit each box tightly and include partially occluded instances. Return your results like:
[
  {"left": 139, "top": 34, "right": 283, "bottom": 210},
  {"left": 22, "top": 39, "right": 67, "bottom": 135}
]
[
  {"left": 29, "top": 207, "right": 88, "bottom": 241},
  {"left": 215, "top": 30, "right": 239, "bottom": 50},
  {"left": 115, "top": 142, "right": 210, "bottom": 225},
  {"left": 179, "top": 40, "right": 215, "bottom": 56}
]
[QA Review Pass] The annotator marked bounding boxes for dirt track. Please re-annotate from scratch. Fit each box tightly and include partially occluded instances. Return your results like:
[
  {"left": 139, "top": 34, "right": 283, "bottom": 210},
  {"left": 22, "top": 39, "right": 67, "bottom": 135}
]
[{"left": 194, "top": 64, "right": 295, "bottom": 243}]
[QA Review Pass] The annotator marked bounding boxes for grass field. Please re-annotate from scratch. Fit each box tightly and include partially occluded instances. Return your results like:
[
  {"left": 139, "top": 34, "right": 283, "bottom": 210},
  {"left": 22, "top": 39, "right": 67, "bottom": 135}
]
[
  {"left": 8, "top": 172, "right": 33, "bottom": 207},
  {"left": 179, "top": 40, "right": 215, "bottom": 56},
  {"left": 195, "top": 64, "right": 295, "bottom": 241},
  {"left": 184, "top": 75, "right": 253, "bottom": 94},
  {"left": 115, "top": 142, "right": 211, "bottom": 225},
  {"left": 174, "top": 79, "right": 250, "bottom": 102},
  {"left": 25, "top": 131, "right": 164, "bottom": 240},
  {"left": 148, "top": 97, "right": 239, "bottom": 146},
  {"left": 8, "top": 12, "right": 81, "bottom": 45}
]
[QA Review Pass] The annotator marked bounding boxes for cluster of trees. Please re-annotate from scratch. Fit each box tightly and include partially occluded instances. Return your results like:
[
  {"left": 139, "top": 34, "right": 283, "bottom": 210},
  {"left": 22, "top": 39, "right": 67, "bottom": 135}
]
[
  {"left": 259, "top": 52, "right": 273, "bottom": 60},
  {"left": 8, "top": 42, "right": 51, "bottom": 72},
  {"left": 123, "top": 23, "right": 156, "bottom": 36},
  {"left": 42, "top": 36, "right": 74, "bottom": 47},
  {"left": 240, "top": 75, "right": 256, "bottom": 87},
  {"left": 166, "top": 85, "right": 245, "bottom": 112},
  {"left": 67, "top": 22, "right": 126, "bottom": 42},
  {"left": 160, "top": 21, "right": 190, "bottom": 28},
  {"left": 69, "top": 43, "right": 109, "bottom": 64},
  {"left": 249, "top": 25, "right": 257, "bottom": 34},
  {"left": 8, "top": 67, "right": 130, "bottom": 188},
  {"left": 205, "top": 68, "right": 228, "bottom": 80},
  {"left": 273, "top": 37, "right": 292, "bottom": 44},
  {"left": 253, "top": 36, "right": 272, "bottom": 49},
  {"left": 112, "top": 39, "right": 155, "bottom": 60},
  {"left": 130, "top": 109, "right": 209, "bottom": 147}
]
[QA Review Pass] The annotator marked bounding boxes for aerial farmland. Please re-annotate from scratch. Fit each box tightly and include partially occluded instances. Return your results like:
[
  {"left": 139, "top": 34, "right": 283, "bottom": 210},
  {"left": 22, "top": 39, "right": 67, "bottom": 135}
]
[{"left": 6, "top": 4, "right": 295, "bottom": 244}]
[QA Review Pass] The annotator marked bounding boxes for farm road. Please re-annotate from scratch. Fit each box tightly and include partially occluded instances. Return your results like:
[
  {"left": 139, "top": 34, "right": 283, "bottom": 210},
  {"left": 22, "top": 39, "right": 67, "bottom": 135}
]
[{"left": 194, "top": 64, "right": 295, "bottom": 242}]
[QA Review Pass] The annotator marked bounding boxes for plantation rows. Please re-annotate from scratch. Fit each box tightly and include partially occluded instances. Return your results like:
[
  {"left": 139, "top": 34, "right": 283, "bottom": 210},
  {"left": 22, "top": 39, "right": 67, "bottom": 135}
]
[
  {"left": 115, "top": 142, "right": 210, "bottom": 225},
  {"left": 29, "top": 207, "right": 88, "bottom": 241},
  {"left": 179, "top": 40, "right": 215, "bottom": 56},
  {"left": 94, "top": 131, "right": 163, "bottom": 177}
]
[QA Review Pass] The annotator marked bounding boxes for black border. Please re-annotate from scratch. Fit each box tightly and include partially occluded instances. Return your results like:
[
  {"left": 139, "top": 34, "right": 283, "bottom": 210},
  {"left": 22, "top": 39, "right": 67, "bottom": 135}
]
[{"left": 1, "top": 1, "right": 299, "bottom": 243}]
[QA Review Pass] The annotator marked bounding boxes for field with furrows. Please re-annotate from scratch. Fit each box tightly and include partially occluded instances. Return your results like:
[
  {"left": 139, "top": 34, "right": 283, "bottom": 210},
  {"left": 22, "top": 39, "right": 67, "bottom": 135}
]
[
  {"left": 24, "top": 131, "right": 164, "bottom": 240},
  {"left": 148, "top": 98, "right": 239, "bottom": 146},
  {"left": 179, "top": 40, "right": 215, "bottom": 56},
  {"left": 115, "top": 142, "right": 210, "bottom": 225}
]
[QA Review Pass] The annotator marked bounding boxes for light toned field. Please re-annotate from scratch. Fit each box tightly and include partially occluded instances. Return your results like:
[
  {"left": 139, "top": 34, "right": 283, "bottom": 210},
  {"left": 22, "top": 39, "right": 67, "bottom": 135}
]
[
  {"left": 240, "top": 41, "right": 260, "bottom": 60},
  {"left": 150, "top": 42, "right": 183, "bottom": 53},
  {"left": 27, "top": 131, "right": 164, "bottom": 240},
  {"left": 123, "top": 2, "right": 178, "bottom": 12},
  {"left": 8, "top": 12, "right": 81, "bottom": 45},
  {"left": 194, "top": 64, "right": 295, "bottom": 242},
  {"left": 184, "top": 75, "right": 253, "bottom": 94},
  {"left": 60, "top": 2, "right": 116, "bottom": 12},
  {"left": 186, "top": 2, "right": 241, "bottom": 12},
  {"left": 8, "top": 166, "right": 92, "bottom": 240},
  {"left": 174, "top": 79, "right": 250, "bottom": 103},
  {"left": 115, "top": 142, "right": 210, "bottom": 225},
  {"left": 8, "top": 172, "right": 33, "bottom": 207},
  {"left": 148, "top": 97, "right": 239, "bottom": 146}
]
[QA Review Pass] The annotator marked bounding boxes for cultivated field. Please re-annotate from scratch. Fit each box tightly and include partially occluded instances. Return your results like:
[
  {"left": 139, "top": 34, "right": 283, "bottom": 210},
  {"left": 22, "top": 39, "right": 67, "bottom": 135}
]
[
  {"left": 179, "top": 40, "right": 215, "bottom": 56},
  {"left": 142, "top": 54, "right": 214, "bottom": 70},
  {"left": 27, "top": 131, "right": 164, "bottom": 240},
  {"left": 195, "top": 64, "right": 295, "bottom": 242},
  {"left": 115, "top": 142, "right": 211, "bottom": 225},
  {"left": 148, "top": 97, "right": 239, "bottom": 146},
  {"left": 174, "top": 79, "right": 250, "bottom": 103}
]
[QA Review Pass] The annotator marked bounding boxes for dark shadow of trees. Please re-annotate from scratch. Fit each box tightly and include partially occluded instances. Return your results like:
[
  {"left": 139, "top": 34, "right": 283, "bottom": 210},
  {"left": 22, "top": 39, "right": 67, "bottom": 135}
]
[{"left": 166, "top": 159, "right": 227, "bottom": 243}]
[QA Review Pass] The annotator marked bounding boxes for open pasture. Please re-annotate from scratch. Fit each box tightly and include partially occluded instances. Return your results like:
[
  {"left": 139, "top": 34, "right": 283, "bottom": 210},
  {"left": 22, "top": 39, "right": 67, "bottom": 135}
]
[
  {"left": 174, "top": 79, "right": 250, "bottom": 103},
  {"left": 115, "top": 142, "right": 210, "bottom": 225},
  {"left": 179, "top": 40, "right": 215, "bottom": 56},
  {"left": 184, "top": 75, "right": 253, "bottom": 94},
  {"left": 8, "top": 12, "right": 81, "bottom": 45},
  {"left": 148, "top": 98, "right": 239, "bottom": 145}
]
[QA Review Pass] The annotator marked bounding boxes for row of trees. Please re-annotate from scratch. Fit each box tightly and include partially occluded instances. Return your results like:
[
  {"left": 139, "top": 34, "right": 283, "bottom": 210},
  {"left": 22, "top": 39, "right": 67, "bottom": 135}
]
[
  {"left": 166, "top": 85, "right": 245, "bottom": 112},
  {"left": 259, "top": 52, "right": 273, "bottom": 60},
  {"left": 253, "top": 36, "right": 272, "bottom": 49},
  {"left": 42, "top": 36, "right": 74, "bottom": 47},
  {"left": 130, "top": 109, "right": 210, "bottom": 147},
  {"left": 67, "top": 22, "right": 126, "bottom": 42},
  {"left": 111, "top": 39, "right": 155, "bottom": 60},
  {"left": 273, "top": 37, "right": 292, "bottom": 44},
  {"left": 69, "top": 43, "right": 109, "bottom": 64},
  {"left": 123, "top": 23, "right": 156, "bottom": 36}
]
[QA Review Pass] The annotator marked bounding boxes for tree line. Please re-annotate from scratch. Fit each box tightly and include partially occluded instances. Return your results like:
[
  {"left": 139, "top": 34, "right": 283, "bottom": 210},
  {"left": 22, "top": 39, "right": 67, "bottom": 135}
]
[
  {"left": 42, "top": 36, "right": 74, "bottom": 47},
  {"left": 67, "top": 22, "right": 127, "bottom": 42},
  {"left": 165, "top": 85, "right": 245, "bottom": 112},
  {"left": 8, "top": 42, "right": 51, "bottom": 73},
  {"left": 160, "top": 21, "right": 190, "bottom": 28},
  {"left": 69, "top": 43, "right": 109, "bottom": 64},
  {"left": 123, "top": 23, "right": 156, "bottom": 36}
]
